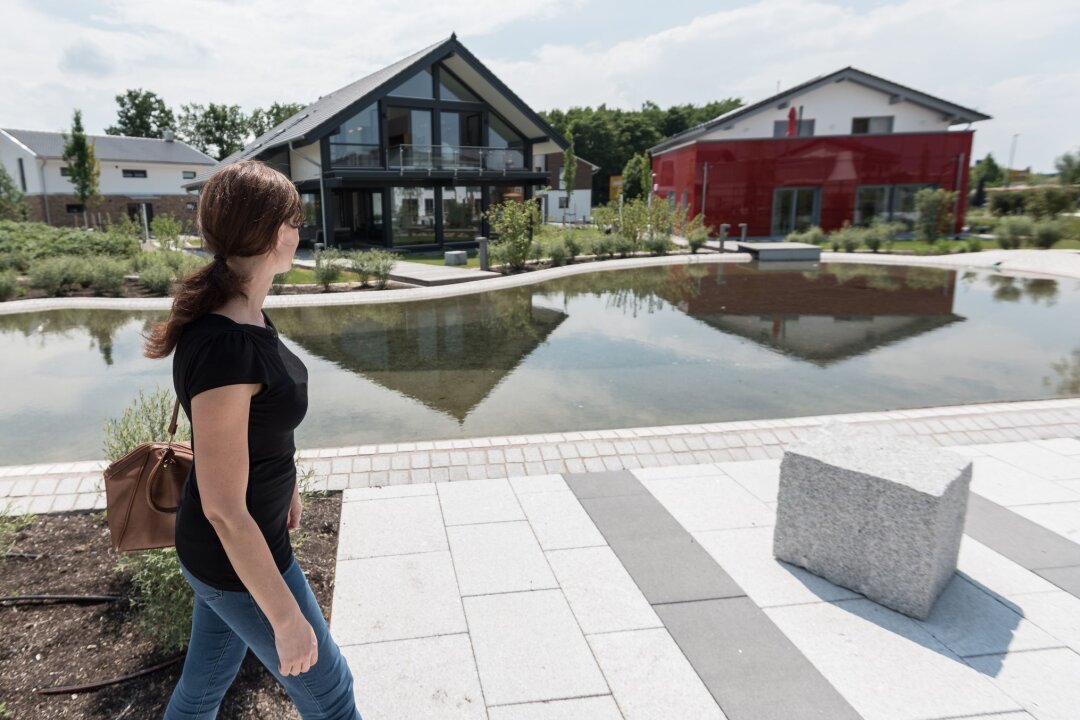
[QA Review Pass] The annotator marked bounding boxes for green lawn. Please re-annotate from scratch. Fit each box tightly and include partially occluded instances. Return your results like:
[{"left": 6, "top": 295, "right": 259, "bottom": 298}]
[{"left": 276, "top": 267, "right": 364, "bottom": 284}]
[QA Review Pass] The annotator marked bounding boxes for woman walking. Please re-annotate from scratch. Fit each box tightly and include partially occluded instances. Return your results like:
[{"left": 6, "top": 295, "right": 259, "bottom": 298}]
[{"left": 145, "top": 160, "right": 362, "bottom": 719}]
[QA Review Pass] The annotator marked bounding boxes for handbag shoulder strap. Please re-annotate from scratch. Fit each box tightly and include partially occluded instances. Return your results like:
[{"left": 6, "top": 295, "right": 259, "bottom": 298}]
[{"left": 168, "top": 398, "right": 180, "bottom": 440}]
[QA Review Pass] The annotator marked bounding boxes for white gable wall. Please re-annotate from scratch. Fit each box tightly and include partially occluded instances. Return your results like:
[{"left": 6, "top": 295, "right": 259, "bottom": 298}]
[
  {"left": 701, "top": 79, "right": 952, "bottom": 142},
  {"left": 289, "top": 142, "right": 322, "bottom": 182},
  {"left": 0, "top": 132, "right": 44, "bottom": 194}
]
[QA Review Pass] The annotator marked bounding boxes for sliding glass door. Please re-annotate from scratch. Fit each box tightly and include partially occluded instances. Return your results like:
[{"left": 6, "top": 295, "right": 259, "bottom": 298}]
[{"left": 772, "top": 187, "right": 820, "bottom": 236}]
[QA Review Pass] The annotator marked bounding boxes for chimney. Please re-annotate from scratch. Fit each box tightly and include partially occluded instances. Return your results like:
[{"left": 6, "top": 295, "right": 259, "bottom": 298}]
[{"left": 163, "top": 129, "right": 175, "bottom": 142}]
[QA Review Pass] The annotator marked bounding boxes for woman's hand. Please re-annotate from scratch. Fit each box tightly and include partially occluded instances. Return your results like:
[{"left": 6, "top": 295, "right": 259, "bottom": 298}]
[
  {"left": 287, "top": 484, "right": 302, "bottom": 531},
  {"left": 275, "top": 611, "right": 318, "bottom": 676}
]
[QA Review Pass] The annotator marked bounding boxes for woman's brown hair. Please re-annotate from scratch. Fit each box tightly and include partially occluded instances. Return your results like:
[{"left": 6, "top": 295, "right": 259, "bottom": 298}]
[{"left": 144, "top": 160, "right": 304, "bottom": 358}]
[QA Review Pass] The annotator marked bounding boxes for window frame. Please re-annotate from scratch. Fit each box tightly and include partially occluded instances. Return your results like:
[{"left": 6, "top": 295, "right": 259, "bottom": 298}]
[
  {"left": 182, "top": 170, "right": 196, "bottom": 180},
  {"left": 851, "top": 116, "right": 895, "bottom": 135},
  {"left": 122, "top": 169, "right": 148, "bottom": 178}
]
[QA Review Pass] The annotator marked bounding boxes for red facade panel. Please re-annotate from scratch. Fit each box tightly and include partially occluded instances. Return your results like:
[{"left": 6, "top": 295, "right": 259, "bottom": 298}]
[{"left": 653, "top": 132, "right": 974, "bottom": 237}]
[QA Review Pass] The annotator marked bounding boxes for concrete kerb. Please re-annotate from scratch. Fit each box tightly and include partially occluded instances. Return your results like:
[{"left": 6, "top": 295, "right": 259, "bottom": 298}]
[{"left": 0, "top": 253, "right": 753, "bottom": 316}]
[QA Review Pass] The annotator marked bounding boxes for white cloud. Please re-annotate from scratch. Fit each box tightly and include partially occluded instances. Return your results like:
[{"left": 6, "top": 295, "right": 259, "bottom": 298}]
[{"left": 3, "top": 0, "right": 1078, "bottom": 169}]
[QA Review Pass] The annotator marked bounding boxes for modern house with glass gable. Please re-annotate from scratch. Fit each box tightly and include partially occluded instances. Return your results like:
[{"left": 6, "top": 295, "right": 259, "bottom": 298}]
[{"left": 184, "top": 34, "right": 567, "bottom": 249}]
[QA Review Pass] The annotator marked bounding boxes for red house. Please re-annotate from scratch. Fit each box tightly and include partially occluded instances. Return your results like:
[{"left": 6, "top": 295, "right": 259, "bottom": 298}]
[{"left": 650, "top": 68, "right": 990, "bottom": 238}]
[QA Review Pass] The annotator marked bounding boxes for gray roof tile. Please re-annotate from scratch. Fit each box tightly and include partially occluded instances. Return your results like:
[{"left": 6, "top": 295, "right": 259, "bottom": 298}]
[{"left": 3, "top": 128, "right": 216, "bottom": 165}]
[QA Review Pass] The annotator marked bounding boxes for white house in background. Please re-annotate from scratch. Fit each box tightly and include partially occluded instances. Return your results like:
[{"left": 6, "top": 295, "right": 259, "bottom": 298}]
[
  {"left": 0, "top": 128, "right": 215, "bottom": 228},
  {"left": 537, "top": 153, "right": 597, "bottom": 223}
]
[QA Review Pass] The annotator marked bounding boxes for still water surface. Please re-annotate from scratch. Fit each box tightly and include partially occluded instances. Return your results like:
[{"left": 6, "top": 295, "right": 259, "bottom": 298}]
[{"left": 1, "top": 262, "right": 1077, "bottom": 465}]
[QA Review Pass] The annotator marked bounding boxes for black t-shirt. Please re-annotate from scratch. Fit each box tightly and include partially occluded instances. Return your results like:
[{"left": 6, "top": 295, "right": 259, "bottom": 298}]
[{"left": 172, "top": 310, "right": 308, "bottom": 591}]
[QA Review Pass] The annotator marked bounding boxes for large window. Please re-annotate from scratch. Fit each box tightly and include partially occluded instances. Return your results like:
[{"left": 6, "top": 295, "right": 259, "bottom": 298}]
[
  {"left": 330, "top": 103, "right": 380, "bottom": 168},
  {"left": 439, "top": 69, "right": 480, "bottom": 102},
  {"left": 391, "top": 187, "right": 437, "bottom": 245},
  {"left": 773, "top": 119, "right": 815, "bottom": 138},
  {"left": 772, "top": 187, "right": 819, "bottom": 235},
  {"left": 439, "top": 111, "right": 483, "bottom": 168},
  {"left": 852, "top": 116, "right": 894, "bottom": 135},
  {"left": 300, "top": 192, "right": 321, "bottom": 226},
  {"left": 387, "top": 68, "right": 434, "bottom": 99},
  {"left": 17, "top": 158, "right": 26, "bottom": 191},
  {"left": 387, "top": 107, "right": 433, "bottom": 167},
  {"left": 854, "top": 184, "right": 931, "bottom": 227},
  {"left": 122, "top": 169, "right": 148, "bottom": 178},
  {"left": 443, "top": 186, "right": 482, "bottom": 242},
  {"left": 488, "top": 114, "right": 525, "bottom": 170}
]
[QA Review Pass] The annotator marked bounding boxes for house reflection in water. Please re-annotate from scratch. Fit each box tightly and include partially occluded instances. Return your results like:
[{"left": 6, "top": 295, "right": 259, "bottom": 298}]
[
  {"left": 655, "top": 262, "right": 963, "bottom": 365},
  {"left": 270, "top": 291, "right": 567, "bottom": 422}
]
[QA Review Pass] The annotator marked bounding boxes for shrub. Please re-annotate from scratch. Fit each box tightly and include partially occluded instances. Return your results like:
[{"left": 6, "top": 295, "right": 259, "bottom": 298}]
[
  {"left": 313, "top": 248, "right": 342, "bottom": 289},
  {"left": 485, "top": 199, "right": 540, "bottom": 272},
  {"left": 87, "top": 257, "right": 128, "bottom": 295},
  {"left": 613, "top": 234, "right": 635, "bottom": 258},
  {"left": 989, "top": 190, "right": 1026, "bottom": 217},
  {"left": 1033, "top": 220, "right": 1064, "bottom": 249},
  {"left": 365, "top": 249, "right": 397, "bottom": 289},
  {"left": 108, "top": 213, "right": 143, "bottom": 243},
  {"left": 687, "top": 225, "right": 710, "bottom": 253},
  {"left": 914, "top": 188, "right": 957, "bottom": 243},
  {"left": 966, "top": 212, "right": 999, "bottom": 234},
  {"left": 997, "top": 216, "right": 1034, "bottom": 249},
  {"left": 151, "top": 213, "right": 183, "bottom": 251},
  {"left": 645, "top": 234, "right": 670, "bottom": 255},
  {"left": 563, "top": 232, "right": 581, "bottom": 261},
  {"left": 547, "top": 235, "right": 569, "bottom": 266},
  {"left": 966, "top": 237, "right": 983, "bottom": 253},
  {"left": 0, "top": 269, "right": 16, "bottom": 301},
  {"left": 788, "top": 226, "right": 826, "bottom": 245},
  {"left": 1025, "top": 186, "right": 1076, "bottom": 219},
  {"left": 828, "top": 223, "right": 866, "bottom": 253},
  {"left": 0, "top": 221, "right": 139, "bottom": 272},
  {"left": 344, "top": 250, "right": 372, "bottom": 285},
  {"left": 829, "top": 238, "right": 841, "bottom": 252},
  {"left": 28, "top": 255, "right": 80, "bottom": 296},
  {"left": 104, "top": 387, "right": 194, "bottom": 653},
  {"left": 593, "top": 233, "right": 616, "bottom": 259},
  {"left": 139, "top": 260, "right": 175, "bottom": 294}
]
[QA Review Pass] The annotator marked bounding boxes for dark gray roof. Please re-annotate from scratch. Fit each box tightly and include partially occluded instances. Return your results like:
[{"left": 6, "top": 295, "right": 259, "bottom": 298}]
[
  {"left": 2, "top": 128, "right": 216, "bottom": 164},
  {"left": 185, "top": 34, "right": 567, "bottom": 189},
  {"left": 651, "top": 67, "right": 992, "bottom": 154}
]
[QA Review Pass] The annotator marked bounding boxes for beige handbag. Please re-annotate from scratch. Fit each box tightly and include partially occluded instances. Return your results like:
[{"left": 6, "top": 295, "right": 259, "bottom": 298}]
[{"left": 103, "top": 399, "right": 193, "bottom": 552}]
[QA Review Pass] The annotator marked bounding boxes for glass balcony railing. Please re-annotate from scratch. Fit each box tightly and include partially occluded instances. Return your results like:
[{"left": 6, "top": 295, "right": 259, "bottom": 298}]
[
  {"left": 389, "top": 144, "right": 526, "bottom": 172},
  {"left": 328, "top": 143, "right": 528, "bottom": 172}
]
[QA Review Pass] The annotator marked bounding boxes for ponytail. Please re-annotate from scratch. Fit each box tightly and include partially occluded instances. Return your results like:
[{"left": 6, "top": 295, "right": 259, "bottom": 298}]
[{"left": 143, "top": 258, "right": 249, "bottom": 359}]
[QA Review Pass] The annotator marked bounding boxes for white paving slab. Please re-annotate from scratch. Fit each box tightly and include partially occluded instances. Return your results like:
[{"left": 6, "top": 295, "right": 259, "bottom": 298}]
[
  {"left": 587, "top": 628, "right": 726, "bottom": 720},
  {"left": 446, "top": 521, "right": 557, "bottom": 597},
  {"left": 1009, "top": 591, "right": 1080, "bottom": 653},
  {"left": 1011, "top": 502, "right": 1080, "bottom": 543},
  {"left": 338, "top": 495, "right": 447, "bottom": 559},
  {"left": 517, "top": 490, "right": 606, "bottom": 551},
  {"left": 638, "top": 473, "right": 774, "bottom": 532},
  {"left": 980, "top": 443, "right": 1080, "bottom": 482},
  {"left": 342, "top": 483, "right": 436, "bottom": 502},
  {"left": 694, "top": 526, "right": 861, "bottom": 607},
  {"left": 631, "top": 463, "right": 722, "bottom": 481},
  {"left": 342, "top": 634, "right": 486, "bottom": 720},
  {"left": 487, "top": 696, "right": 623, "bottom": 720},
  {"left": 463, "top": 590, "right": 609, "bottom": 706},
  {"left": 915, "top": 575, "right": 1061, "bottom": 658},
  {"left": 438, "top": 478, "right": 525, "bottom": 526},
  {"left": 970, "top": 457, "right": 1080, "bottom": 507},
  {"left": 765, "top": 599, "right": 1022, "bottom": 720},
  {"left": 966, "top": 648, "right": 1080, "bottom": 720},
  {"left": 1032, "top": 437, "right": 1080, "bottom": 456},
  {"left": 332, "top": 552, "right": 467, "bottom": 645},
  {"left": 957, "top": 537, "right": 1061, "bottom": 600},
  {"left": 508, "top": 474, "right": 569, "bottom": 495},
  {"left": 545, "top": 546, "right": 662, "bottom": 635},
  {"left": 718, "top": 459, "right": 782, "bottom": 503}
]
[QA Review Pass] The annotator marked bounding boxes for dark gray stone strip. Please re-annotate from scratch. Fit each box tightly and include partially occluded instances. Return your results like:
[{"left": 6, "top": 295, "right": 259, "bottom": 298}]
[
  {"left": 564, "top": 470, "right": 862, "bottom": 720},
  {"left": 965, "top": 493, "right": 1080, "bottom": 581}
]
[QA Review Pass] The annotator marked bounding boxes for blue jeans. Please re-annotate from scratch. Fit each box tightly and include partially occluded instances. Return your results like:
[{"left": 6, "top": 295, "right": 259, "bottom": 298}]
[{"left": 164, "top": 557, "right": 362, "bottom": 719}]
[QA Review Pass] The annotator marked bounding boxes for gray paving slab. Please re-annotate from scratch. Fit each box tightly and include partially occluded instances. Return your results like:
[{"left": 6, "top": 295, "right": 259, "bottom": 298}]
[
  {"left": 653, "top": 597, "right": 860, "bottom": 720},
  {"left": 564, "top": 470, "right": 650, "bottom": 499},
  {"left": 577, "top": 494, "right": 688, "bottom": 541},
  {"left": 487, "top": 696, "right": 623, "bottom": 720},
  {"left": 1012, "top": 501, "right": 1080, "bottom": 543},
  {"left": 600, "top": 534, "right": 743, "bottom": 604},
  {"left": 1035, "top": 565, "right": 1080, "bottom": 597},
  {"left": 964, "top": 493, "right": 1080, "bottom": 571}
]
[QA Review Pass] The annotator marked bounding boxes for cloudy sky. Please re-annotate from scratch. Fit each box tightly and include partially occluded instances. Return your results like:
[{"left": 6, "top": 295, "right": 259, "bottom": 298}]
[{"left": 4, "top": 0, "right": 1079, "bottom": 171}]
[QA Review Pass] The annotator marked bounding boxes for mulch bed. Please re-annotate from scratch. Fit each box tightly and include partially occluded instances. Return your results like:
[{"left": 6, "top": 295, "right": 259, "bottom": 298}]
[{"left": 0, "top": 494, "right": 343, "bottom": 719}]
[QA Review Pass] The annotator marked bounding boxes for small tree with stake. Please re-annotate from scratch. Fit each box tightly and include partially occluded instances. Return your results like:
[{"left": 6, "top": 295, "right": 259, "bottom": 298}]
[
  {"left": 561, "top": 129, "right": 577, "bottom": 225},
  {"left": 61, "top": 109, "right": 101, "bottom": 228}
]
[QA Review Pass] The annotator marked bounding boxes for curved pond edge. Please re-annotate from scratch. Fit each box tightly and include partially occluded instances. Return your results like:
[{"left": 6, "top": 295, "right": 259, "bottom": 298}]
[{"left": 2, "top": 248, "right": 1077, "bottom": 316}]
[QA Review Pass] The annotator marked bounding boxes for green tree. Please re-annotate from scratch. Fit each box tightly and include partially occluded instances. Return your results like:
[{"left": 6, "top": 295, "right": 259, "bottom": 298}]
[
  {"left": 61, "top": 109, "right": 100, "bottom": 226},
  {"left": 914, "top": 188, "right": 957, "bottom": 242},
  {"left": 970, "top": 153, "right": 1004, "bottom": 188},
  {"left": 178, "top": 103, "right": 249, "bottom": 160},
  {"left": 485, "top": 198, "right": 541, "bottom": 272},
  {"left": 561, "top": 129, "right": 577, "bottom": 224},
  {"left": 1056, "top": 150, "right": 1080, "bottom": 186},
  {"left": 621, "top": 153, "right": 651, "bottom": 201},
  {"left": 0, "top": 165, "right": 29, "bottom": 221},
  {"left": 248, "top": 101, "right": 306, "bottom": 137},
  {"left": 105, "top": 89, "right": 176, "bottom": 138}
]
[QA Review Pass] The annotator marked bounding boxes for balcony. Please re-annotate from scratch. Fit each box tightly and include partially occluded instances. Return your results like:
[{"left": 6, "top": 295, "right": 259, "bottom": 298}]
[{"left": 328, "top": 142, "right": 527, "bottom": 173}]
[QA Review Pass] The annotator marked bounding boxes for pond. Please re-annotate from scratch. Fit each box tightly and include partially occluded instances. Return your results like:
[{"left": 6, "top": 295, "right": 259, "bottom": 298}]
[{"left": 1, "top": 261, "right": 1077, "bottom": 465}]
